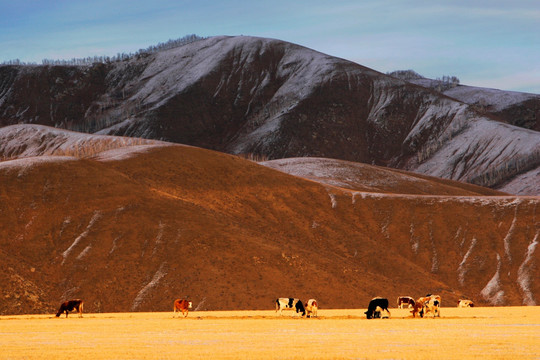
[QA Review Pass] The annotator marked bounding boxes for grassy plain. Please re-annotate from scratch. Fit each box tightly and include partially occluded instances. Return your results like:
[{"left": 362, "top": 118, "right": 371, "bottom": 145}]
[{"left": 1, "top": 307, "right": 538, "bottom": 359}]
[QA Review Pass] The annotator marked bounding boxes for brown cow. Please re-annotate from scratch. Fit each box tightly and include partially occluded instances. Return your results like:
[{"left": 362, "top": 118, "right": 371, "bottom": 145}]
[
  {"left": 397, "top": 296, "right": 416, "bottom": 309},
  {"left": 411, "top": 297, "right": 428, "bottom": 318},
  {"left": 56, "top": 299, "right": 83, "bottom": 318},
  {"left": 173, "top": 299, "right": 193, "bottom": 317}
]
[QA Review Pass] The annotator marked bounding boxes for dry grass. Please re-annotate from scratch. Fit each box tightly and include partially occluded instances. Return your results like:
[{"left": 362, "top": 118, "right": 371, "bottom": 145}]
[{"left": 1, "top": 307, "right": 539, "bottom": 359}]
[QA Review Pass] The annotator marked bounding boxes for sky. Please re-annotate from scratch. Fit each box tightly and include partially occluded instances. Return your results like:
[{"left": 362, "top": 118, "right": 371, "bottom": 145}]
[{"left": 1, "top": 0, "right": 539, "bottom": 94}]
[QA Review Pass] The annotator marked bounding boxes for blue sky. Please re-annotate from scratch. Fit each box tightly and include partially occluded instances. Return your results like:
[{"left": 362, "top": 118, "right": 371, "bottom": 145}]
[{"left": 1, "top": 0, "right": 539, "bottom": 93}]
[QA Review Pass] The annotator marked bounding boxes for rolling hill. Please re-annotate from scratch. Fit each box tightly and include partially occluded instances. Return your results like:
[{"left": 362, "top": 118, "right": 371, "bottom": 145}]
[
  {"left": 0, "top": 125, "right": 538, "bottom": 314},
  {"left": 1, "top": 36, "right": 539, "bottom": 195}
]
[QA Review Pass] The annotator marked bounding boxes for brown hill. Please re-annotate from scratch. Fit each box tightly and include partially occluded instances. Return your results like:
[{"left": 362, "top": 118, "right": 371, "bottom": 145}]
[
  {"left": 0, "top": 125, "right": 538, "bottom": 315},
  {"left": 1, "top": 36, "right": 539, "bottom": 195},
  {"left": 261, "top": 157, "right": 506, "bottom": 196}
]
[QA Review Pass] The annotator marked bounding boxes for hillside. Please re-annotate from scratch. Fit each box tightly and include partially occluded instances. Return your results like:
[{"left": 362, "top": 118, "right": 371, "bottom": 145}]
[
  {"left": 406, "top": 77, "right": 540, "bottom": 131},
  {"left": 1, "top": 36, "right": 539, "bottom": 195},
  {"left": 0, "top": 125, "right": 538, "bottom": 314}
]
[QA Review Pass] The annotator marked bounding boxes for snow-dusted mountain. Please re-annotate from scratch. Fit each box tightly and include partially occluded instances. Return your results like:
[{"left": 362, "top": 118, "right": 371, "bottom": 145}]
[
  {"left": 406, "top": 77, "right": 540, "bottom": 131},
  {"left": 1, "top": 36, "right": 539, "bottom": 194}
]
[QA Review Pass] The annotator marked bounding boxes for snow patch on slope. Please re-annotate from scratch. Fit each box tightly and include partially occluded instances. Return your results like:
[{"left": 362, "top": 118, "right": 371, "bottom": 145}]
[
  {"left": 61, "top": 211, "right": 102, "bottom": 264},
  {"left": 414, "top": 118, "right": 540, "bottom": 187},
  {"left": 458, "top": 237, "right": 477, "bottom": 286},
  {"left": 429, "top": 223, "right": 438, "bottom": 273},
  {"left": 327, "top": 191, "right": 337, "bottom": 209},
  {"left": 480, "top": 253, "right": 505, "bottom": 305},
  {"left": 443, "top": 85, "right": 538, "bottom": 112},
  {"left": 409, "top": 224, "right": 419, "bottom": 254},
  {"left": 503, "top": 210, "right": 518, "bottom": 263},
  {"left": 517, "top": 232, "right": 539, "bottom": 305},
  {"left": 497, "top": 166, "right": 540, "bottom": 195},
  {"left": 0, "top": 124, "right": 162, "bottom": 160},
  {"left": 131, "top": 263, "right": 168, "bottom": 311}
]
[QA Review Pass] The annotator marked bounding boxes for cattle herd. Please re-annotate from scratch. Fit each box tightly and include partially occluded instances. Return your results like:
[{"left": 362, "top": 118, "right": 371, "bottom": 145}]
[{"left": 53, "top": 295, "right": 474, "bottom": 319}]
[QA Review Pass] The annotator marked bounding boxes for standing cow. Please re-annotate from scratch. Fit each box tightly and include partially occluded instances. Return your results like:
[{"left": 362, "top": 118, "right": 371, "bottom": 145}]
[
  {"left": 275, "top": 298, "right": 306, "bottom": 317},
  {"left": 458, "top": 299, "right": 474, "bottom": 308},
  {"left": 365, "top": 297, "right": 390, "bottom": 319},
  {"left": 305, "top": 299, "right": 318, "bottom": 318},
  {"left": 397, "top": 296, "right": 416, "bottom": 309},
  {"left": 55, "top": 299, "right": 84, "bottom": 318},
  {"left": 173, "top": 299, "right": 193, "bottom": 317}
]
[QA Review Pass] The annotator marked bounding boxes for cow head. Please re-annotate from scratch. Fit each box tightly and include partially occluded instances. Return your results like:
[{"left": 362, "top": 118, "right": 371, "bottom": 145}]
[
  {"left": 364, "top": 310, "right": 376, "bottom": 319},
  {"left": 295, "top": 301, "right": 306, "bottom": 316}
]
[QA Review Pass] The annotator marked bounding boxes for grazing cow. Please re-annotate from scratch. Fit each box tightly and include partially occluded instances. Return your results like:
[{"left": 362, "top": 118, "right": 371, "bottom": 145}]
[
  {"left": 411, "top": 297, "right": 428, "bottom": 318},
  {"left": 173, "top": 299, "right": 193, "bottom": 317},
  {"left": 412, "top": 295, "right": 441, "bottom": 318},
  {"left": 458, "top": 299, "right": 474, "bottom": 308},
  {"left": 364, "top": 297, "right": 390, "bottom": 319},
  {"left": 397, "top": 296, "right": 416, "bottom": 309},
  {"left": 424, "top": 295, "right": 441, "bottom": 317},
  {"left": 305, "top": 299, "right": 318, "bottom": 318},
  {"left": 275, "top": 298, "right": 306, "bottom": 317},
  {"left": 56, "top": 299, "right": 83, "bottom": 318}
]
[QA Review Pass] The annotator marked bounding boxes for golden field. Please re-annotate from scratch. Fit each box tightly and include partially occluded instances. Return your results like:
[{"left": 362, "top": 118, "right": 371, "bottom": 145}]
[{"left": 1, "top": 307, "right": 539, "bottom": 359}]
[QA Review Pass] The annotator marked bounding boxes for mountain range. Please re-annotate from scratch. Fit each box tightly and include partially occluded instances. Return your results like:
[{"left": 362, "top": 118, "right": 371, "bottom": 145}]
[
  {"left": 0, "top": 36, "right": 539, "bottom": 314},
  {"left": 1, "top": 35, "right": 539, "bottom": 195}
]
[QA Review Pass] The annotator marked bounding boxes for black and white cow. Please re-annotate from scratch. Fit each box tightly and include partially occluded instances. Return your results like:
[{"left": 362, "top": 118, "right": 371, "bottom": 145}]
[
  {"left": 365, "top": 297, "right": 390, "bottom": 319},
  {"left": 275, "top": 298, "right": 306, "bottom": 317},
  {"left": 423, "top": 294, "right": 441, "bottom": 317},
  {"left": 457, "top": 299, "right": 474, "bottom": 308}
]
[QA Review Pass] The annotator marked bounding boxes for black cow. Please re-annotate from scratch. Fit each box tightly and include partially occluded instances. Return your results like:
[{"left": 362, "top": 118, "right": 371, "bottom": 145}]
[
  {"left": 56, "top": 299, "right": 84, "bottom": 318},
  {"left": 365, "top": 297, "right": 390, "bottom": 319}
]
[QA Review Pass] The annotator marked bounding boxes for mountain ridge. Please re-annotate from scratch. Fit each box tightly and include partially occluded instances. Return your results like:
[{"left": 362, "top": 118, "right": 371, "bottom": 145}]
[{"left": 1, "top": 35, "right": 539, "bottom": 194}]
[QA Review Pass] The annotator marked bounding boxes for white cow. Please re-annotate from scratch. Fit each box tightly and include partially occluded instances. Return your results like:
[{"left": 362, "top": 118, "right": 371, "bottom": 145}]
[
  {"left": 305, "top": 299, "right": 318, "bottom": 317},
  {"left": 457, "top": 299, "right": 474, "bottom": 308}
]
